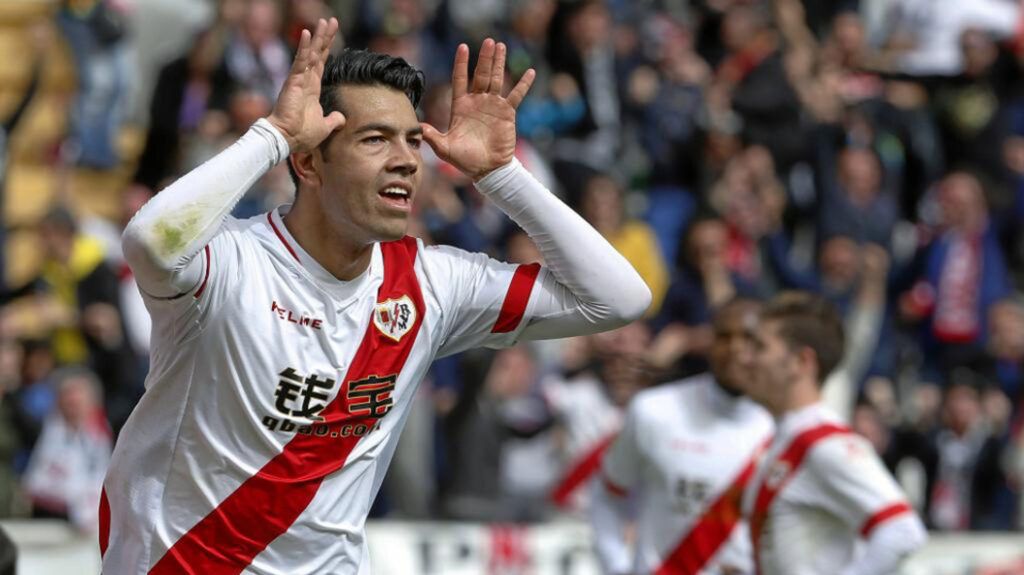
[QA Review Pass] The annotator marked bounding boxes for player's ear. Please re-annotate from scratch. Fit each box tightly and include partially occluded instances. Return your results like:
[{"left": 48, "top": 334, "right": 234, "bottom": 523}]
[
  {"left": 290, "top": 151, "right": 320, "bottom": 188},
  {"left": 796, "top": 346, "right": 818, "bottom": 379}
]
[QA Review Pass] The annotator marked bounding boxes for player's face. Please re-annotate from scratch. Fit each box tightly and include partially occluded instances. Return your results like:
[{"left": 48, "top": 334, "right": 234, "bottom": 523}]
[
  {"left": 317, "top": 85, "right": 424, "bottom": 243},
  {"left": 708, "top": 304, "right": 759, "bottom": 394},
  {"left": 749, "top": 319, "right": 799, "bottom": 410}
]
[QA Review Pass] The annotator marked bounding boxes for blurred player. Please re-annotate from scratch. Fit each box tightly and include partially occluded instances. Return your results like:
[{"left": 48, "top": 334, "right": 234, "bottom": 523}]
[
  {"left": 743, "top": 292, "right": 926, "bottom": 575},
  {"left": 103, "top": 18, "right": 651, "bottom": 574},
  {"left": 590, "top": 298, "right": 773, "bottom": 575}
]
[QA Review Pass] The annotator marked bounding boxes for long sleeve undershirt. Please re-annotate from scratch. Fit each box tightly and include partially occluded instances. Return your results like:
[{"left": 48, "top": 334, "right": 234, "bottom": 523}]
[{"left": 122, "top": 119, "right": 651, "bottom": 335}]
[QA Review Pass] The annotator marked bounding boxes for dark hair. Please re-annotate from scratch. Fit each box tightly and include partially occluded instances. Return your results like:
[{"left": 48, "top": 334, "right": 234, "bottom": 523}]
[
  {"left": 287, "top": 49, "right": 426, "bottom": 188},
  {"left": 40, "top": 206, "right": 78, "bottom": 236},
  {"left": 762, "top": 291, "right": 845, "bottom": 386}
]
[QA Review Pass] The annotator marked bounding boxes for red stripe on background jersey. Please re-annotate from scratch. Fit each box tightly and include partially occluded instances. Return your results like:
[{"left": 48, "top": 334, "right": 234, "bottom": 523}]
[
  {"left": 150, "top": 236, "right": 424, "bottom": 575},
  {"left": 99, "top": 488, "right": 110, "bottom": 558},
  {"left": 551, "top": 432, "right": 617, "bottom": 508},
  {"left": 750, "top": 424, "right": 849, "bottom": 575},
  {"left": 602, "top": 475, "right": 629, "bottom": 498},
  {"left": 654, "top": 442, "right": 767, "bottom": 575},
  {"left": 492, "top": 263, "right": 541, "bottom": 333},
  {"left": 860, "top": 501, "right": 913, "bottom": 537}
]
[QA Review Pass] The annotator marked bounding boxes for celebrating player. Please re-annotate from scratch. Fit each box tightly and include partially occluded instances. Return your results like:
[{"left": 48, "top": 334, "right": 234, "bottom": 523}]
[
  {"left": 742, "top": 292, "right": 927, "bottom": 575},
  {"left": 102, "top": 18, "right": 651, "bottom": 574},
  {"left": 590, "top": 298, "right": 773, "bottom": 575}
]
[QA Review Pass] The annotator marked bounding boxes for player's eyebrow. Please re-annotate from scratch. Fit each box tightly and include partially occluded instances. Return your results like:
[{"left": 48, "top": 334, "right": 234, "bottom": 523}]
[{"left": 353, "top": 123, "right": 423, "bottom": 137}]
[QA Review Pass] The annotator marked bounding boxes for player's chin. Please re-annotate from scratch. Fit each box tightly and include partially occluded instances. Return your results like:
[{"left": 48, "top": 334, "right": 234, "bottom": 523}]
[{"left": 374, "top": 217, "right": 409, "bottom": 242}]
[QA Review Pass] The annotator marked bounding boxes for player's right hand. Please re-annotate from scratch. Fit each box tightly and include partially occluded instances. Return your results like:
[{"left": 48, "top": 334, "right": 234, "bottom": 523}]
[{"left": 267, "top": 17, "right": 345, "bottom": 153}]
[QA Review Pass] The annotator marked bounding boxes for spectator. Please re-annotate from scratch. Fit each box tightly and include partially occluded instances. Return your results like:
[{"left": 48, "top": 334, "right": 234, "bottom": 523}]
[
  {"left": 901, "top": 172, "right": 1012, "bottom": 384},
  {"left": 548, "top": 0, "right": 622, "bottom": 195},
  {"left": 871, "top": 0, "right": 1021, "bottom": 77},
  {"left": 57, "top": 0, "right": 132, "bottom": 169},
  {"left": 3, "top": 208, "right": 139, "bottom": 433},
  {"left": 929, "top": 376, "right": 1012, "bottom": 530},
  {"left": 712, "top": 2, "right": 805, "bottom": 170},
  {"left": 650, "top": 215, "right": 760, "bottom": 376},
  {"left": 133, "top": 24, "right": 234, "bottom": 190},
  {"left": 21, "top": 367, "right": 111, "bottom": 532},
  {"left": 220, "top": 0, "right": 290, "bottom": 105},
  {"left": 579, "top": 174, "right": 669, "bottom": 315},
  {"left": 819, "top": 147, "right": 900, "bottom": 248}
]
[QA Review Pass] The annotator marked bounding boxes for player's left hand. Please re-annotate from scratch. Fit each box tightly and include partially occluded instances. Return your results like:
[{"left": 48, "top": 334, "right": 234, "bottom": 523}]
[{"left": 421, "top": 39, "right": 536, "bottom": 181}]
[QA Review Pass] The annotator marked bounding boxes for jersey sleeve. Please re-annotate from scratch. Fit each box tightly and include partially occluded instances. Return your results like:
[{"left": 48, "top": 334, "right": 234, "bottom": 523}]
[
  {"left": 122, "top": 119, "right": 288, "bottom": 299},
  {"left": 137, "top": 221, "right": 247, "bottom": 336},
  {"left": 804, "top": 433, "right": 914, "bottom": 536},
  {"left": 421, "top": 244, "right": 547, "bottom": 357}
]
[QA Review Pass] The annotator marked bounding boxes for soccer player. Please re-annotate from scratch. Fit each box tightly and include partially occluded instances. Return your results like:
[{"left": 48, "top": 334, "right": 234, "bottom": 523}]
[
  {"left": 742, "top": 292, "right": 927, "bottom": 575},
  {"left": 590, "top": 298, "right": 773, "bottom": 575},
  {"left": 102, "top": 19, "right": 651, "bottom": 575}
]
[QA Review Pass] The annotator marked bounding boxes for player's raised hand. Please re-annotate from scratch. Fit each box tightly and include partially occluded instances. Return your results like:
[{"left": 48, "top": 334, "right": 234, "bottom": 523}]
[
  {"left": 267, "top": 18, "right": 345, "bottom": 153},
  {"left": 421, "top": 39, "right": 536, "bottom": 181}
]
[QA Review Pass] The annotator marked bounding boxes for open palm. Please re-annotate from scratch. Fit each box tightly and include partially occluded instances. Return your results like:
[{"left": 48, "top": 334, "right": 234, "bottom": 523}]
[
  {"left": 422, "top": 40, "right": 536, "bottom": 181},
  {"left": 267, "top": 18, "right": 345, "bottom": 153}
]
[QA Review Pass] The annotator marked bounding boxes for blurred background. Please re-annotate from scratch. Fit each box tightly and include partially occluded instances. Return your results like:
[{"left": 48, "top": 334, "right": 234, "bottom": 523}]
[{"left": 0, "top": 0, "right": 1023, "bottom": 573}]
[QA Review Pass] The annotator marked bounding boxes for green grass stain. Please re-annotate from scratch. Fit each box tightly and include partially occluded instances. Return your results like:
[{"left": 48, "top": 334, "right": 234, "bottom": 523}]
[{"left": 152, "top": 210, "right": 204, "bottom": 260}]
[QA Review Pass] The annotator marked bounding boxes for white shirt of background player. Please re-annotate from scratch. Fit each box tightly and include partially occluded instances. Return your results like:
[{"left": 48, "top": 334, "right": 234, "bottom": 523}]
[
  {"left": 742, "top": 295, "right": 927, "bottom": 575},
  {"left": 590, "top": 300, "right": 773, "bottom": 575}
]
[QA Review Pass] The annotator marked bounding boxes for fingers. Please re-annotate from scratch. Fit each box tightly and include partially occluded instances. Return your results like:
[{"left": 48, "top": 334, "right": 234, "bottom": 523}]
[
  {"left": 309, "top": 18, "right": 327, "bottom": 70},
  {"left": 314, "top": 18, "right": 338, "bottom": 76},
  {"left": 289, "top": 29, "right": 312, "bottom": 75},
  {"left": 325, "top": 111, "right": 346, "bottom": 133},
  {"left": 471, "top": 38, "right": 495, "bottom": 93},
  {"left": 420, "top": 122, "right": 447, "bottom": 157},
  {"left": 489, "top": 42, "right": 506, "bottom": 95},
  {"left": 451, "top": 43, "right": 469, "bottom": 99},
  {"left": 506, "top": 68, "right": 536, "bottom": 109}
]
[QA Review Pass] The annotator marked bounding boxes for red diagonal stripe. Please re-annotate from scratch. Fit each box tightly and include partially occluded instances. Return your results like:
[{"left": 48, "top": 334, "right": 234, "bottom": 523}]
[
  {"left": 150, "top": 237, "right": 423, "bottom": 574},
  {"left": 654, "top": 442, "right": 767, "bottom": 575},
  {"left": 492, "top": 263, "right": 541, "bottom": 333},
  {"left": 751, "top": 424, "right": 849, "bottom": 575},
  {"left": 551, "top": 433, "right": 617, "bottom": 507},
  {"left": 860, "top": 501, "right": 913, "bottom": 537}
]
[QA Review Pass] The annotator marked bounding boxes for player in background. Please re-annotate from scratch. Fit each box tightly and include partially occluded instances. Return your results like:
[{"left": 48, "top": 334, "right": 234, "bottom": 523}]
[
  {"left": 742, "top": 292, "right": 927, "bottom": 575},
  {"left": 104, "top": 18, "right": 651, "bottom": 574},
  {"left": 590, "top": 298, "right": 773, "bottom": 575}
]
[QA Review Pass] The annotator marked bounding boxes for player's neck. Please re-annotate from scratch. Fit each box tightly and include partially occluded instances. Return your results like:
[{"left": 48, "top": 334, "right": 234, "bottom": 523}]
[
  {"left": 282, "top": 201, "right": 373, "bottom": 281},
  {"left": 775, "top": 383, "right": 820, "bottom": 418}
]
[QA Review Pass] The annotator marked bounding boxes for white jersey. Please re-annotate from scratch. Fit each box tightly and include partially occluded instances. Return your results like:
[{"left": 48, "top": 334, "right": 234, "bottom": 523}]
[
  {"left": 106, "top": 119, "right": 652, "bottom": 575},
  {"left": 102, "top": 209, "right": 547, "bottom": 574},
  {"left": 742, "top": 403, "right": 916, "bottom": 575},
  {"left": 594, "top": 374, "right": 773, "bottom": 575},
  {"left": 544, "top": 372, "right": 624, "bottom": 509}
]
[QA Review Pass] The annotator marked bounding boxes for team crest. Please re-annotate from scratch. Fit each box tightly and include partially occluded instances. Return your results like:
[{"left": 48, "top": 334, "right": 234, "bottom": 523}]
[{"left": 373, "top": 295, "right": 417, "bottom": 342}]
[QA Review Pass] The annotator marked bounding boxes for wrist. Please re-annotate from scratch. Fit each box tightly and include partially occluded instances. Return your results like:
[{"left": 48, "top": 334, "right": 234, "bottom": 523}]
[
  {"left": 472, "top": 158, "right": 521, "bottom": 190},
  {"left": 254, "top": 118, "right": 292, "bottom": 164},
  {"left": 263, "top": 115, "right": 296, "bottom": 152}
]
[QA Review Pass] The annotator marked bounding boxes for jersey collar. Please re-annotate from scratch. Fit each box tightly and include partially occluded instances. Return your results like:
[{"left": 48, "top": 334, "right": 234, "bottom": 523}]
[{"left": 265, "top": 206, "right": 382, "bottom": 302}]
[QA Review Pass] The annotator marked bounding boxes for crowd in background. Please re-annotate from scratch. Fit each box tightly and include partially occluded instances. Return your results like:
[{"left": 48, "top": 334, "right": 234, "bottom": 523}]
[{"left": 0, "top": 0, "right": 1023, "bottom": 537}]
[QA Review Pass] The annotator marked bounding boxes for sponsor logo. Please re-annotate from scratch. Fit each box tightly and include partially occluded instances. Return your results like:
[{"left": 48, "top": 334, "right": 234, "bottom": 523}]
[
  {"left": 262, "top": 367, "right": 397, "bottom": 439},
  {"left": 271, "top": 300, "right": 323, "bottom": 330}
]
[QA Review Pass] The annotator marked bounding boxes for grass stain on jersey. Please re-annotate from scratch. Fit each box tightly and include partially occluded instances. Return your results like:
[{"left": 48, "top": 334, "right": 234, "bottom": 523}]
[{"left": 152, "top": 210, "right": 203, "bottom": 261}]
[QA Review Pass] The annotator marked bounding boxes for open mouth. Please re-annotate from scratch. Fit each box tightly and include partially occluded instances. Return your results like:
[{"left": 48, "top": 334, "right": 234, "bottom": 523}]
[{"left": 378, "top": 186, "right": 412, "bottom": 211}]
